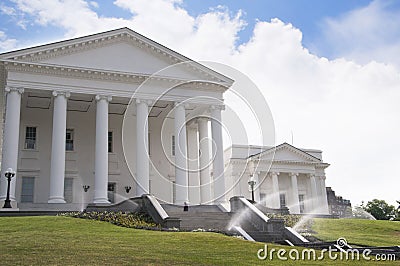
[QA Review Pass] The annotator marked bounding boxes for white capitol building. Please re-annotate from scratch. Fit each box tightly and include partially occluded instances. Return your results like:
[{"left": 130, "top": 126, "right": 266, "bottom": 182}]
[{"left": 0, "top": 28, "right": 329, "bottom": 215}]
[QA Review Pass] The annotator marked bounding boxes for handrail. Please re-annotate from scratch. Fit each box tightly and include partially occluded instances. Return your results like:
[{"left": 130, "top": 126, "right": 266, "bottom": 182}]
[
  {"left": 142, "top": 194, "right": 169, "bottom": 222},
  {"left": 238, "top": 197, "right": 269, "bottom": 223}
]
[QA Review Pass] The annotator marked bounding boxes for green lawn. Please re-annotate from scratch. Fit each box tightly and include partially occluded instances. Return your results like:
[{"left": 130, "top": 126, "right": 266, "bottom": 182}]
[
  {"left": 312, "top": 218, "right": 400, "bottom": 247},
  {"left": 0, "top": 216, "right": 397, "bottom": 265}
]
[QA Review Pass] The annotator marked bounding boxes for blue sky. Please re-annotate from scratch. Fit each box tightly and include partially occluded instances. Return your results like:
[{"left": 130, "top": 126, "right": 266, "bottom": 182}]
[
  {"left": 183, "top": 0, "right": 372, "bottom": 51},
  {"left": 0, "top": 0, "right": 399, "bottom": 205},
  {"left": 1, "top": 0, "right": 396, "bottom": 59}
]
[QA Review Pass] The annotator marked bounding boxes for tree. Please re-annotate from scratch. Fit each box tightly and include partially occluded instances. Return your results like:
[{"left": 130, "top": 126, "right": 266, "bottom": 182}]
[
  {"left": 395, "top": 200, "right": 400, "bottom": 221},
  {"left": 363, "top": 199, "right": 396, "bottom": 220}
]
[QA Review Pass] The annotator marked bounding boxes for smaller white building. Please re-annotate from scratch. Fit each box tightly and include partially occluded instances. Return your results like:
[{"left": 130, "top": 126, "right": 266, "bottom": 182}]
[{"left": 224, "top": 143, "right": 330, "bottom": 214}]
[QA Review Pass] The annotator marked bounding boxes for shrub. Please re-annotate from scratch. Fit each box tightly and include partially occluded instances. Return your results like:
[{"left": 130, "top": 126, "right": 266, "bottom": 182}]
[
  {"left": 59, "top": 211, "right": 160, "bottom": 230},
  {"left": 265, "top": 213, "right": 308, "bottom": 228}
]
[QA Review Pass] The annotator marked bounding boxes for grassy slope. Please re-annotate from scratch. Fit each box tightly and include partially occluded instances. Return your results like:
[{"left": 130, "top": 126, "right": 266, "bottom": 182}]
[
  {"left": 0, "top": 216, "right": 397, "bottom": 265},
  {"left": 312, "top": 218, "right": 400, "bottom": 246}
]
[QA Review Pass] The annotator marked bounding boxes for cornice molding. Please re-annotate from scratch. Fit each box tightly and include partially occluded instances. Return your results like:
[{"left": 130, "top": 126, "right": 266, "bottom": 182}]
[{"left": 3, "top": 60, "right": 228, "bottom": 92}]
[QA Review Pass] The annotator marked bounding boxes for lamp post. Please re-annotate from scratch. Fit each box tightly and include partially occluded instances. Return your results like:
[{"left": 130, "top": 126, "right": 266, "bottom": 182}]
[
  {"left": 3, "top": 168, "right": 16, "bottom": 208},
  {"left": 248, "top": 175, "right": 256, "bottom": 203}
]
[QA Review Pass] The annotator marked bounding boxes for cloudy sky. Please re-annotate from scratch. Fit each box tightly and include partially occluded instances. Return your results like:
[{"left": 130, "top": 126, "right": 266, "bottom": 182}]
[{"left": 1, "top": 0, "right": 399, "bottom": 206}]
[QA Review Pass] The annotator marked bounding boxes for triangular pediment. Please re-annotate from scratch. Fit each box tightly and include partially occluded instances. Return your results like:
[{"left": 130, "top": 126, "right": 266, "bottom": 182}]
[
  {"left": 255, "top": 143, "right": 321, "bottom": 163},
  {"left": 0, "top": 28, "right": 233, "bottom": 85}
]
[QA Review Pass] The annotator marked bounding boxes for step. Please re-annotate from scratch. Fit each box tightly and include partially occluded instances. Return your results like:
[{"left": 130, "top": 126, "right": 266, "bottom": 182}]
[
  {"left": 167, "top": 212, "right": 231, "bottom": 218},
  {"left": 246, "top": 231, "right": 285, "bottom": 242}
]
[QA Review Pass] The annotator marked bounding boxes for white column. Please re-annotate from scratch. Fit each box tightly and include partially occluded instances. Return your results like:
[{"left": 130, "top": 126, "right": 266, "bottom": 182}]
[
  {"left": 135, "top": 99, "right": 150, "bottom": 196},
  {"left": 309, "top": 174, "right": 318, "bottom": 212},
  {"left": 270, "top": 172, "right": 280, "bottom": 209},
  {"left": 211, "top": 105, "right": 225, "bottom": 204},
  {"left": 198, "top": 117, "right": 212, "bottom": 204},
  {"left": 93, "top": 95, "right": 112, "bottom": 204},
  {"left": 319, "top": 175, "right": 330, "bottom": 214},
  {"left": 0, "top": 87, "right": 24, "bottom": 202},
  {"left": 48, "top": 91, "right": 69, "bottom": 203},
  {"left": 187, "top": 125, "right": 200, "bottom": 204},
  {"left": 174, "top": 103, "right": 189, "bottom": 205},
  {"left": 252, "top": 172, "right": 261, "bottom": 202},
  {"left": 289, "top": 173, "right": 300, "bottom": 214}
]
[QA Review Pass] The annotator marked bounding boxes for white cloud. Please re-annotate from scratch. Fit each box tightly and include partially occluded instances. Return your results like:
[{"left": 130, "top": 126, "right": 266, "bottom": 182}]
[
  {"left": 0, "top": 4, "right": 16, "bottom": 15},
  {"left": 89, "top": 1, "right": 99, "bottom": 9},
  {"left": 318, "top": 0, "right": 400, "bottom": 67},
  {"left": 0, "top": 31, "right": 18, "bottom": 51},
  {"left": 4, "top": 0, "right": 400, "bottom": 205}
]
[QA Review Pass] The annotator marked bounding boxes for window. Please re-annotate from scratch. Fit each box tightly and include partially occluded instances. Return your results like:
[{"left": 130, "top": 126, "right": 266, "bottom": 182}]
[
  {"left": 21, "top": 177, "right": 35, "bottom": 203},
  {"left": 24, "top": 127, "right": 37, "bottom": 149},
  {"left": 299, "top": 194, "right": 305, "bottom": 214},
  {"left": 172, "top": 135, "right": 175, "bottom": 156},
  {"left": 66, "top": 129, "right": 74, "bottom": 151},
  {"left": 108, "top": 132, "right": 113, "bottom": 153},
  {"left": 279, "top": 193, "right": 286, "bottom": 208},
  {"left": 64, "top": 178, "right": 73, "bottom": 203}
]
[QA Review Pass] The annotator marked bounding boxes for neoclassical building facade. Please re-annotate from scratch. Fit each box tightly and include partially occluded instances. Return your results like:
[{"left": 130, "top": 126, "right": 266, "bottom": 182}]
[
  {"left": 0, "top": 28, "right": 231, "bottom": 209},
  {"left": 224, "top": 143, "right": 330, "bottom": 214},
  {"left": 0, "top": 28, "right": 330, "bottom": 214}
]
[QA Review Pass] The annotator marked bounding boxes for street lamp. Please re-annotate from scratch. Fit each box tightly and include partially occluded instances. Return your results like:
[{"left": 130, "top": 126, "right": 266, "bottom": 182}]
[
  {"left": 248, "top": 175, "right": 256, "bottom": 203},
  {"left": 3, "top": 168, "right": 16, "bottom": 208}
]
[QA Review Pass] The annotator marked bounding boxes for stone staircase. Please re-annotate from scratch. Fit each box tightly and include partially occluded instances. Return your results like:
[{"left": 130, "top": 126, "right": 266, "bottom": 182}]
[{"left": 161, "top": 204, "right": 232, "bottom": 231}]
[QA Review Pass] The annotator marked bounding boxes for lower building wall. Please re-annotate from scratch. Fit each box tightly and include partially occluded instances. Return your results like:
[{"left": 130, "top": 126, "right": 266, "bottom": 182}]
[{"left": 15, "top": 100, "right": 178, "bottom": 205}]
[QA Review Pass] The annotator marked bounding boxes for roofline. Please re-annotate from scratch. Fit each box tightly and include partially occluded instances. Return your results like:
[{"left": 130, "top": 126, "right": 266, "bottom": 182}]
[
  {"left": 225, "top": 143, "right": 322, "bottom": 153},
  {"left": 225, "top": 142, "right": 322, "bottom": 161},
  {"left": 252, "top": 142, "right": 322, "bottom": 161},
  {"left": 0, "top": 27, "right": 234, "bottom": 85}
]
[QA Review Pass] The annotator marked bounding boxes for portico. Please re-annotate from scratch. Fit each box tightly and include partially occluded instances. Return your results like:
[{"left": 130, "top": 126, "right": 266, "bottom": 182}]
[
  {"left": 225, "top": 143, "right": 330, "bottom": 214},
  {"left": 0, "top": 28, "right": 232, "bottom": 209}
]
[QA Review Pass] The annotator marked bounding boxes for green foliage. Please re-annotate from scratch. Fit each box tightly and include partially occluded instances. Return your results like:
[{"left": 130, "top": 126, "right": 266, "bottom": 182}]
[
  {"left": 0, "top": 216, "right": 398, "bottom": 265},
  {"left": 59, "top": 211, "right": 160, "bottom": 229},
  {"left": 265, "top": 213, "right": 307, "bottom": 227},
  {"left": 362, "top": 199, "right": 396, "bottom": 220},
  {"left": 394, "top": 200, "right": 400, "bottom": 221},
  {"left": 312, "top": 218, "right": 400, "bottom": 246},
  {"left": 0, "top": 216, "right": 312, "bottom": 265}
]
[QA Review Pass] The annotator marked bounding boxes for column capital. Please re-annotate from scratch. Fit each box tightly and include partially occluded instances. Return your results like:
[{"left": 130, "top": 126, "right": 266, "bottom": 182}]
[
  {"left": 290, "top": 172, "right": 299, "bottom": 177},
  {"left": 52, "top": 90, "right": 70, "bottom": 98},
  {"left": 5, "top": 87, "right": 24, "bottom": 94},
  {"left": 95, "top": 95, "right": 112, "bottom": 102},
  {"left": 269, "top": 171, "right": 280, "bottom": 177},
  {"left": 308, "top": 173, "right": 315, "bottom": 178},
  {"left": 135, "top": 98, "right": 152, "bottom": 105}
]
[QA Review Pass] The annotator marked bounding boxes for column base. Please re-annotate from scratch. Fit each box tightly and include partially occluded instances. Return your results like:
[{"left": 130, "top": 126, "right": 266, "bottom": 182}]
[
  {"left": 93, "top": 198, "right": 110, "bottom": 205},
  {"left": 48, "top": 198, "right": 66, "bottom": 204}
]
